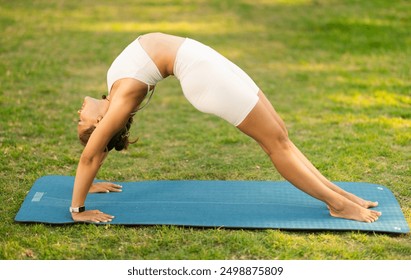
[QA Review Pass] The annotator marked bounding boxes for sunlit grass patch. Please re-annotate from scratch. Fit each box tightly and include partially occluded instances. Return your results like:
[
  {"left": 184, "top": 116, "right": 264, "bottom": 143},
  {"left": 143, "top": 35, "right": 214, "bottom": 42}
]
[{"left": 330, "top": 90, "right": 411, "bottom": 108}]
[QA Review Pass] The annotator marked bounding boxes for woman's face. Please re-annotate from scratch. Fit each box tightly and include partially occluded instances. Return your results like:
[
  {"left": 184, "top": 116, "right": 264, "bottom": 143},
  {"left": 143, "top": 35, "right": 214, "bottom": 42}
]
[{"left": 77, "top": 97, "right": 106, "bottom": 136}]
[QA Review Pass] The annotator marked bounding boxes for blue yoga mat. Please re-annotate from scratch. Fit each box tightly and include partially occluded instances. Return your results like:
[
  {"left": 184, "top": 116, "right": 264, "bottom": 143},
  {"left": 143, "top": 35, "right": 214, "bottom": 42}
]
[{"left": 15, "top": 175, "right": 409, "bottom": 233}]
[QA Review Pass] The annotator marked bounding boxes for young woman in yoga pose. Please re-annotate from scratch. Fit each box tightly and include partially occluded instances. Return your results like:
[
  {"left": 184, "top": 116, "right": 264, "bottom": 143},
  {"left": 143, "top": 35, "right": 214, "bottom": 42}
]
[{"left": 72, "top": 32, "right": 381, "bottom": 223}]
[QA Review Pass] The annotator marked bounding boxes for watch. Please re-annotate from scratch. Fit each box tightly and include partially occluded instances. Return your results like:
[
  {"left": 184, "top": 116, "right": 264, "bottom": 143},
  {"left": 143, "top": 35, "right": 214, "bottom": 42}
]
[{"left": 69, "top": 206, "right": 86, "bottom": 213}]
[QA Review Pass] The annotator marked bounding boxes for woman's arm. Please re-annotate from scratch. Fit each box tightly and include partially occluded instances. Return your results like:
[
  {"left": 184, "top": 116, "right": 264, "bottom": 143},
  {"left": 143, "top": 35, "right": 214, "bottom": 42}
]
[
  {"left": 70, "top": 79, "right": 144, "bottom": 222},
  {"left": 71, "top": 149, "right": 112, "bottom": 222}
]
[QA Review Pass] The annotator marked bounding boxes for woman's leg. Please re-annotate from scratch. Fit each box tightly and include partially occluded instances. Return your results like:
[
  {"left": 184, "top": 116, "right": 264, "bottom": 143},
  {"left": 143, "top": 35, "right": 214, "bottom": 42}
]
[
  {"left": 258, "top": 93, "right": 378, "bottom": 209},
  {"left": 237, "top": 91, "right": 381, "bottom": 222}
]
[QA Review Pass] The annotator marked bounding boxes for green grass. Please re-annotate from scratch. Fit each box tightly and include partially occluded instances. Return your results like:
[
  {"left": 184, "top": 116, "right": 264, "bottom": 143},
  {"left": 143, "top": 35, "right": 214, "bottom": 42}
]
[{"left": 0, "top": 0, "right": 410, "bottom": 260}]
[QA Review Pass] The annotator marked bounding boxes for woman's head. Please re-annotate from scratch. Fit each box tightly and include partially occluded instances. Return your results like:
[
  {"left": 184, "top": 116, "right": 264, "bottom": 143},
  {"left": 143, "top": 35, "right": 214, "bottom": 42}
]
[{"left": 77, "top": 96, "right": 134, "bottom": 151}]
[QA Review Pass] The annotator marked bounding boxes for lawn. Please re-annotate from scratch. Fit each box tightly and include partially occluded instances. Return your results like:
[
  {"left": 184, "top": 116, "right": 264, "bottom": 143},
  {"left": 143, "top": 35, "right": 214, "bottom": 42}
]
[{"left": 0, "top": 0, "right": 410, "bottom": 260}]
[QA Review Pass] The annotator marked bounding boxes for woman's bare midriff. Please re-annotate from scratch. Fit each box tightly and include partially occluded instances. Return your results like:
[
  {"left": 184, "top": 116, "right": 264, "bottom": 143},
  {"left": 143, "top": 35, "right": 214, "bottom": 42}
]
[{"left": 138, "top": 32, "right": 186, "bottom": 77}]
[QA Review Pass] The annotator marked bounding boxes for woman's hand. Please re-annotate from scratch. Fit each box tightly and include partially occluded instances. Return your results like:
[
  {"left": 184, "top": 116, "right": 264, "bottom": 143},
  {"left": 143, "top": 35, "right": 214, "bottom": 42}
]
[
  {"left": 89, "top": 182, "right": 123, "bottom": 193},
  {"left": 71, "top": 210, "right": 115, "bottom": 223}
]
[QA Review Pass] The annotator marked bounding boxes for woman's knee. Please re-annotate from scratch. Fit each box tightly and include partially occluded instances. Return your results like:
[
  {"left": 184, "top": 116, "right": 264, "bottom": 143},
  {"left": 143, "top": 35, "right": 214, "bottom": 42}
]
[
  {"left": 263, "top": 130, "right": 292, "bottom": 157},
  {"left": 238, "top": 109, "right": 291, "bottom": 156}
]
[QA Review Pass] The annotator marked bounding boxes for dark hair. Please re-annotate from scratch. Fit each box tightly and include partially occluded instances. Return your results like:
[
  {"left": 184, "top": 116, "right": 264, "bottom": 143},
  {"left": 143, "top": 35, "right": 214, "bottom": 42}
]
[{"left": 78, "top": 116, "right": 136, "bottom": 151}]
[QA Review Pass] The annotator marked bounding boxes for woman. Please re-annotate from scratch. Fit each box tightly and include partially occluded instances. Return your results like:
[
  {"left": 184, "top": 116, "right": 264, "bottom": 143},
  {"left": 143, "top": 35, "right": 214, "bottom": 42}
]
[{"left": 72, "top": 32, "right": 381, "bottom": 223}]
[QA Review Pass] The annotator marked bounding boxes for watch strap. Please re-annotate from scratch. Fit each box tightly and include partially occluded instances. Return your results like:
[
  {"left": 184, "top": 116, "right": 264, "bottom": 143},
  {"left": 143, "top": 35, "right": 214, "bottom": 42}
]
[{"left": 69, "top": 206, "right": 85, "bottom": 213}]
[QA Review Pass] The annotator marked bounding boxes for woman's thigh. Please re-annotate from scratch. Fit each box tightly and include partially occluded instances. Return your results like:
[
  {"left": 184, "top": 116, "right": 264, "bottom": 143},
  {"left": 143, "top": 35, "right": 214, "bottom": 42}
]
[
  {"left": 236, "top": 94, "right": 289, "bottom": 154},
  {"left": 257, "top": 92, "right": 288, "bottom": 135}
]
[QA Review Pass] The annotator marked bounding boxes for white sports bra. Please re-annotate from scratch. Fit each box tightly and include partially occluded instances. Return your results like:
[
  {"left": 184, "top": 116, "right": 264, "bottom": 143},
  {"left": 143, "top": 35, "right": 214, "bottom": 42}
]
[{"left": 106, "top": 36, "right": 164, "bottom": 93}]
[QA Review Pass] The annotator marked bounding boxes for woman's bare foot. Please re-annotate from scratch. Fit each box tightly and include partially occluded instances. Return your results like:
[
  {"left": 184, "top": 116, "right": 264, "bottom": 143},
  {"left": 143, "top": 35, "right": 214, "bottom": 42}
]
[
  {"left": 328, "top": 199, "right": 381, "bottom": 223},
  {"left": 329, "top": 186, "right": 379, "bottom": 209},
  {"left": 341, "top": 192, "right": 379, "bottom": 209}
]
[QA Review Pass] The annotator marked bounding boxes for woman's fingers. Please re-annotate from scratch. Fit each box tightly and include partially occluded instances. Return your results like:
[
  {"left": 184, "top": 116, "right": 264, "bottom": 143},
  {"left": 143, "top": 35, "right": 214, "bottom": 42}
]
[
  {"left": 72, "top": 210, "right": 115, "bottom": 223},
  {"left": 89, "top": 182, "right": 123, "bottom": 193},
  {"left": 108, "top": 183, "right": 123, "bottom": 192}
]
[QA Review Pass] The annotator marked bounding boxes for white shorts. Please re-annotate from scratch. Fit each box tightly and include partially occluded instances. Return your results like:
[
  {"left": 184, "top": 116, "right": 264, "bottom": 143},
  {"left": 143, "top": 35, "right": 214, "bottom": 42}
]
[{"left": 173, "top": 39, "right": 260, "bottom": 126}]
